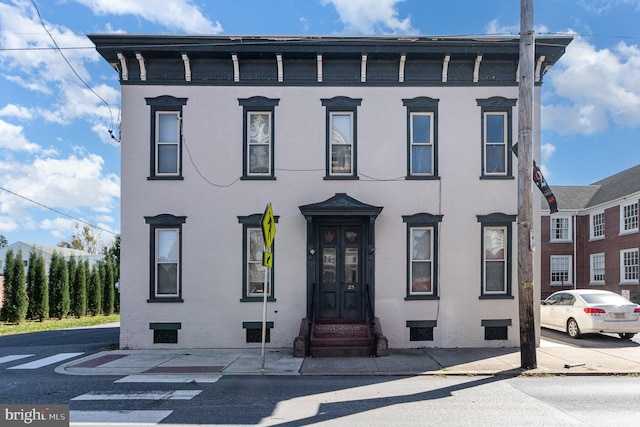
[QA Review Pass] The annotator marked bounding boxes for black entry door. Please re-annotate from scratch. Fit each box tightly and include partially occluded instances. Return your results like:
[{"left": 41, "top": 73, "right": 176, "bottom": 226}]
[{"left": 319, "top": 225, "right": 364, "bottom": 319}]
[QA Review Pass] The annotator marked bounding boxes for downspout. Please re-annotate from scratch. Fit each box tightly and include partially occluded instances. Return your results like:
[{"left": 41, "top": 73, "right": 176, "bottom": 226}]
[{"left": 573, "top": 212, "right": 577, "bottom": 290}]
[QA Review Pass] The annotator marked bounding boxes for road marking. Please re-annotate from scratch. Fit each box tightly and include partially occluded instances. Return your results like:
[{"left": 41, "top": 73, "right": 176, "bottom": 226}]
[
  {"left": 71, "top": 410, "right": 172, "bottom": 424},
  {"left": 71, "top": 390, "right": 202, "bottom": 401},
  {"left": 0, "top": 355, "right": 34, "bottom": 365},
  {"left": 115, "top": 374, "right": 222, "bottom": 383},
  {"left": 7, "top": 352, "right": 84, "bottom": 369}
]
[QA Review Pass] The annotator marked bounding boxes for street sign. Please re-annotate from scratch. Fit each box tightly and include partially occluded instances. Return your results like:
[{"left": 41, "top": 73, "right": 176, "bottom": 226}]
[
  {"left": 261, "top": 203, "right": 275, "bottom": 251},
  {"left": 262, "top": 251, "right": 273, "bottom": 267}
]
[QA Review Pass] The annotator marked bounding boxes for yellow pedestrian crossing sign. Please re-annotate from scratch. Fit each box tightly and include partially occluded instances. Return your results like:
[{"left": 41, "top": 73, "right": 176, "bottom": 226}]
[
  {"left": 262, "top": 251, "right": 273, "bottom": 267},
  {"left": 261, "top": 203, "right": 276, "bottom": 251}
]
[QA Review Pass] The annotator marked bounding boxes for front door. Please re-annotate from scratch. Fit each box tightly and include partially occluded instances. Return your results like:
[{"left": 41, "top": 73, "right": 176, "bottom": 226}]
[{"left": 319, "top": 225, "right": 364, "bottom": 319}]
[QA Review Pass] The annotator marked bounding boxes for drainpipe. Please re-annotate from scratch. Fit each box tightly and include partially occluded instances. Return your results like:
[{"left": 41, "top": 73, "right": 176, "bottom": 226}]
[{"left": 573, "top": 212, "right": 577, "bottom": 290}]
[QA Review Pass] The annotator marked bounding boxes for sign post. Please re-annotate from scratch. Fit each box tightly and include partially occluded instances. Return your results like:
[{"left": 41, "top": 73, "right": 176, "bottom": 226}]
[{"left": 260, "top": 203, "right": 275, "bottom": 371}]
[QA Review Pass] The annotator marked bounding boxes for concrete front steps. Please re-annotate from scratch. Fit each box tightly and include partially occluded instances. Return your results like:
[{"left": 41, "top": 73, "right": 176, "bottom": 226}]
[{"left": 309, "top": 318, "right": 374, "bottom": 357}]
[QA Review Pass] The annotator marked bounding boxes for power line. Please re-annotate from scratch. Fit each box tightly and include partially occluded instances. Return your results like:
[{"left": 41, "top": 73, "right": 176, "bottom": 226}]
[
  {"left": 0, "top": 185, "right": 117, "bottom": 236},
  {"left": 29, "top": 0, "right": 120, "bottom": 142}
]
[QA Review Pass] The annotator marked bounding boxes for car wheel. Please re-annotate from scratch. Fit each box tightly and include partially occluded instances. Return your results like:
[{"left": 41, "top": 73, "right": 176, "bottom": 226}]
[
  {"left": 567, "top": 318, "right": 581, "bottom": 339},
  {"left": 619, "top": 333, "right": 635, "bottom": 340}
]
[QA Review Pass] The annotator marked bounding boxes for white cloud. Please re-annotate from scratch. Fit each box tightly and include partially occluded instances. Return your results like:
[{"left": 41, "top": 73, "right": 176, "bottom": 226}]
[
  {"left": 0, "top": 154, "right": 120, "bottom": 219},
  {"left": 321, "top": 0, "right": 415, "bottom": 34},
  {"left": 541, "top": 143, "right": 556, "bottom": 162},
  {"left": 543, "top": 36, "right": 640, "bottom": 134},
  {"left": 72, "top": 0, "right": 223, "bottom": 34},
  {"left": 0, "top": 104, "right": 33, "bottom": 120},
  {"left": 0, "top": 118, "right": 41, "bottom": 152}
]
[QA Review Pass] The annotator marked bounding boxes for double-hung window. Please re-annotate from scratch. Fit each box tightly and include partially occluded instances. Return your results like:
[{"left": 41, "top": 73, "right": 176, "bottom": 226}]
[
  {"left": 238, "top": 97, "right": 280, "bottom": 179},
  {"left": 146, "top": 96, "right": 188, "bottom": 179},
  {"left": 590, "top": 212, "right": 605, "bottom": 240},
  {"left": 620, "top": 201, "right": 639, "bottom": 234},
  {"left": 145, "top": 214, "right": 186, "bottom": 302},
  {"left": 403, "top": 97, "right": 439, "bottom": 179},
  {"left": 403, "top": 213, "right": 443, "bottom": 299},
  {"left": 550, "top": 217, "right": 572, "bottom": 242},
  {"left": 476, "top": 97, "right": 516, "bottom": 179},
  {"left": 550, "top": 255, "right": 572, "bottom": 285},
  {"left": 620, "top": 248, "right": 639, "bottom": 284},
  {"left": 321, "top": 97, "right": 361, "bottom": 179},
  {"left": 477, "top": 213, "right": 516, "bottom": 298},
  {"left": 238, "top": 214, "right": 278, "bottom": 301},
  {"left": 590, "top": 253, "right": 605, "bottom": 284}
]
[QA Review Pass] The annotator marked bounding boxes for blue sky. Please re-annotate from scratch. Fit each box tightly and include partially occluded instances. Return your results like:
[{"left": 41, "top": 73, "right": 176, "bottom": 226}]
[{"left": 1, "top": 0, "right": 639, "bottom": 248}]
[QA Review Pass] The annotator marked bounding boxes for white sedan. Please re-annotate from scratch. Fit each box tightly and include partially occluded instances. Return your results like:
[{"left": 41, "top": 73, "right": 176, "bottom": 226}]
[{"left": 540, "top": 289, "right": 640, "bottom": 339}]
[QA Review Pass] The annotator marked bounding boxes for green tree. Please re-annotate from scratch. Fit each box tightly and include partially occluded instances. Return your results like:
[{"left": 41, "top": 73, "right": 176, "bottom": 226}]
[
  {"left": 1, "top": 248, "right": 16, "bottom": 321},
  {"left": 103, "top": 257, "right": 115, "bottom": 316},
  {"left": 104, "top": 234, "right": 120, "bottom": 313},
  {"left": 48, "top": 251, "right": 70, "bottom": 319},
  {"left": 87, "top": 262, "right": 102, "bottom": 316},
  {"left": 69, "top": 256, "right": 87, "bottom": 318},
  {"left": 29, "top": 251, "right": 48, "bottom": 321},
  {"left": 5, "top": 251, "right": 28, "bottom": 324},
  {"left": 58, "top": 223, "right": 103, "bottom": 255},
  {"left": 0, "top": 234, "right": 7, "bottom": 248},
  {"left": 26, "top": 249, "right": 37, "bottom": 319}
]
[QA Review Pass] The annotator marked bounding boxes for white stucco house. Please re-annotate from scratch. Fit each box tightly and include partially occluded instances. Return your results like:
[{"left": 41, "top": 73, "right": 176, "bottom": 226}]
[{"left": 90, "top": 34, "right": 571, "bottom": 354}]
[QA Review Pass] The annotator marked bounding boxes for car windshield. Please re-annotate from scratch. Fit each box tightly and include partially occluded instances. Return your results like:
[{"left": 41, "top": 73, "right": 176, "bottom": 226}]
[{"left": 580, "top": 293, "right": 632, "bottom": 305}]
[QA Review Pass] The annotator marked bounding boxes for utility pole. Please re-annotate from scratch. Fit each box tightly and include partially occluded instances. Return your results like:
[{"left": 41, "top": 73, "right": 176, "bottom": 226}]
[{"left": 518, "top": 0, "right": 537, "bottom": 369}]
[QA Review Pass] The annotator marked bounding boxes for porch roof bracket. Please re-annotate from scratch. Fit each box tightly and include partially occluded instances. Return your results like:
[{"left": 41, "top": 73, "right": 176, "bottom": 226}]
[
  {"left": 232, "top": 54, "right": 240, "bottom": 82},
  {"left": 181, "top": 53, "right": 191, "bottom": 82},
  {"left": 535, "top": 55, "right": 546, "bottom": 82},
  {"left": 399, "top": 53, "right": 406, "bottom": 83},
  {"left": 317, "top": 54, "right": 323, "bottom": 83}
]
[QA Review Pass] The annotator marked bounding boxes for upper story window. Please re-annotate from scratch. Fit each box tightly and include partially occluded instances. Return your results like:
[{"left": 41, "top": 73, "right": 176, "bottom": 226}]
[
  {"left": 477, "top": 213, "right": 516, "bottom": 298},
  {"left": 145, "top": 96, "right": 188, "bottom": 180},
  {"left": 321, "top": 97, "right": 361, "bottom": 179},
  {"left": 476, "top": 97, "right": 516, "bottom": 179},
  {"left": 402, "top": 97, "right": 439, "bottom": 179},
  {"left": 550, "top": 216, "right": 572, "bottom": 242},
  {"left": 145, "top": 214, "right": 187, "bottom": 302},
  {"left": 590, "top": 211, "right": 605, "bottom": 240},
  {"left": 238, "top": 97, "right": 280, "bottom": 180},
  {"left": 402, "top": 213, "right": 443, "bottom": 300},
  {"left": 620, "top": 201, "right": 639, "bottom": 234}
]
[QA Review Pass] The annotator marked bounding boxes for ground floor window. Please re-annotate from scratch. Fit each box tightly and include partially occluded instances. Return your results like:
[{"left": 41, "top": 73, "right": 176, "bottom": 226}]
[
  {"left": 590, "top": 253, "right": 605, "bottom": 284},
  {"left": 621, "top": 248, "right": 639, "bottom": 284},
  {"left": 551, "top": 255, "right": 572, "bottom": 286},
  {"left": 238, "top": 214, "right": 277, "bottom": 301},
  {"left": 145, "top": 214, "right": 186, "bottom": 302}
]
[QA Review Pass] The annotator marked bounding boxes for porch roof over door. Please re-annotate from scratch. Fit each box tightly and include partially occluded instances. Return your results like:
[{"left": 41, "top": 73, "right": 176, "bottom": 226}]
[{"left": 299, "top": 193, "right": 383, "bottom": 220}]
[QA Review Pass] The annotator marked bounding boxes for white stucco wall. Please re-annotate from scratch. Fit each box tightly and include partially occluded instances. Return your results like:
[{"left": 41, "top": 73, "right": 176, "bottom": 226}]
[{"left": 119, "top": 83, "right": 540, "bottom": 349}]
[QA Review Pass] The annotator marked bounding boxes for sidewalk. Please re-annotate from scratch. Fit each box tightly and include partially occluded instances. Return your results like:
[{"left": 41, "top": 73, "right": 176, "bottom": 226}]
[{"left": 57, "top": 338, "right": 640, "bottom": 378}]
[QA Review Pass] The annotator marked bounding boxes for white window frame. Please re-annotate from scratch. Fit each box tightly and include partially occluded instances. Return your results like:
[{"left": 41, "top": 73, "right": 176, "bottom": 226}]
[
  {"left": 620, "top": 248, "right": 639, "bottom": 284},
  {"left": 409, "top": 226, "right": 434, "bottom": 296},
  {"left": 590, "top": 253, "right": 605, "bottom": 284},
  {"left": 483, "top": 111, "right": 508, "bottom": 176},
  {"left": 155, "top": 111, "right": 180, "bottom": 177},
  {"left": 246, "top": 111, "right": 272, "bottom": 177},
  {"left": 550, "top": 255, "right": 572, "bottom": 286},
  {"left": 155, "top": 228, "right": 180, "bottom": 297},
  {"left": 409, "top": 112, "right": 434, "bottom": 176},
  {"left": 550, "top": 216, "right": 572, "bottom": 242},
  {"left": 483, "top": 226, "right": 507, "bottom": 294},
  {"left": 620, "top": 201, "right": 639, "bottom": 234},
  {"left": 590, "top": 211, "right": 605, "bottom": 240},
  {"left": 329, "top": 111, "right": 354, "bottom": 176}
]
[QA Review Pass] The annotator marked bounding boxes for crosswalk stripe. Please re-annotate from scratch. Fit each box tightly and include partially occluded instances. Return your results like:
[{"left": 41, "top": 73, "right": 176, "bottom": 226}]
[
  {"left": 0, "top": 354, "right": 34, "bottom": 365},
  {"left": 71, "top": 410, "right": 173, "bottom": 424},
  {"left": 71, "top": 390, "right": 202, "bottom": 401},
  {"left": 7, "top": 352, "right": 84, "bottom": 370},
  {"left": 115, "top": 374, "right": 222, "bottom": 383}
]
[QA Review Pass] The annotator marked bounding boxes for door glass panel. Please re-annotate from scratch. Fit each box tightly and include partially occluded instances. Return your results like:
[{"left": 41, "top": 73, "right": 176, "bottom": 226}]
[
  {"left": 344, "top": 229, "right": 359, "bottom": 244},
  {"left": 322, "top": 248, "right": 336, "bottom": 283},
  {"left": 344, "top": 247, "right": 358, "bottom": 283}
]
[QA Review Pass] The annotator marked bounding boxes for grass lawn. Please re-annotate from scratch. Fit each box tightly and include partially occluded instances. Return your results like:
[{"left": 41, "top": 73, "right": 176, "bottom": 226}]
[{"left": 0, "top": 314, "right": 120, "bottom": 336}]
